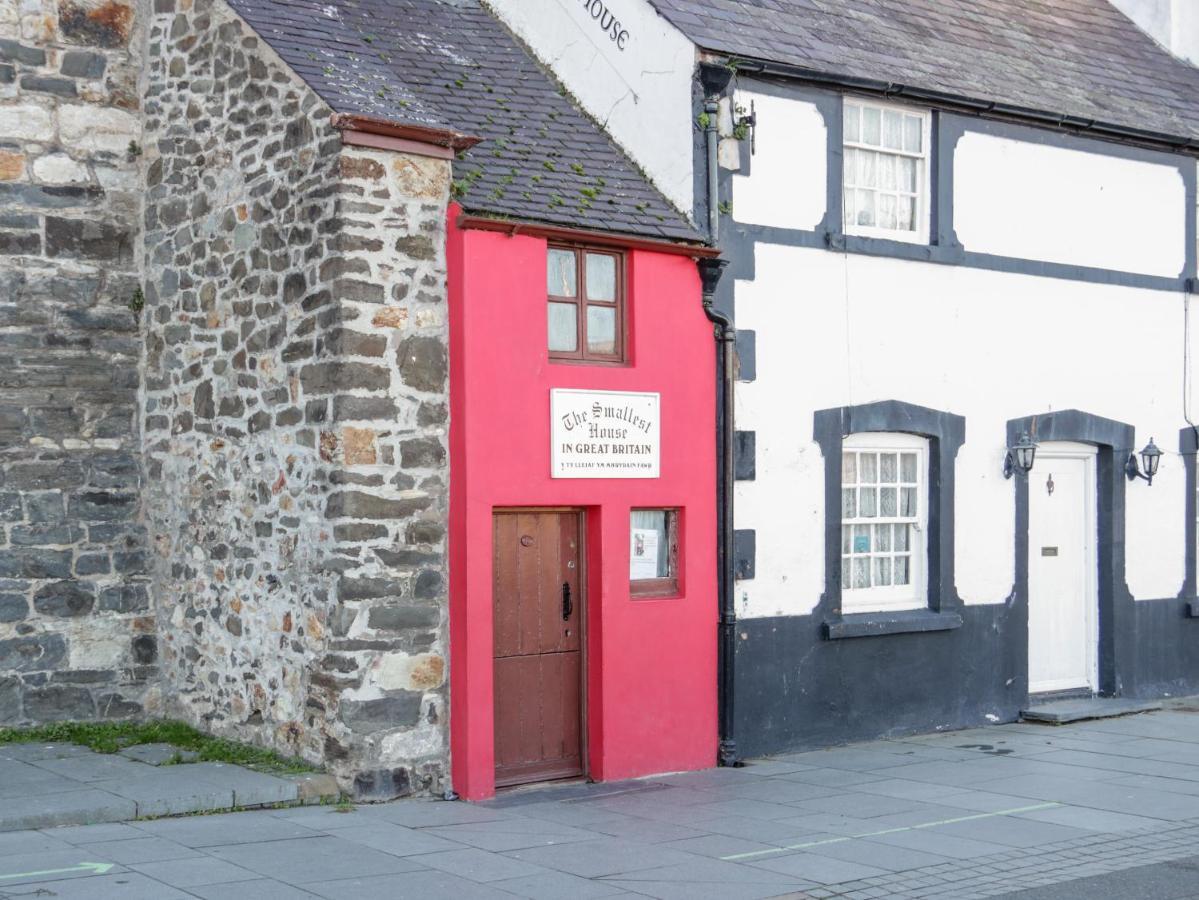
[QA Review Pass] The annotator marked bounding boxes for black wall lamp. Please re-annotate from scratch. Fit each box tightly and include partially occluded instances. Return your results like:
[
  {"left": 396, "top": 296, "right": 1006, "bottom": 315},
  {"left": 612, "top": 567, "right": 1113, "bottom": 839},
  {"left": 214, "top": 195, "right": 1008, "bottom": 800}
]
[
  {"left": 1125, "top": 438, "right": 1162, "bottom": 486},
  {"left": 1004, "top": 432, "right": 1038, "bottom": 479}
]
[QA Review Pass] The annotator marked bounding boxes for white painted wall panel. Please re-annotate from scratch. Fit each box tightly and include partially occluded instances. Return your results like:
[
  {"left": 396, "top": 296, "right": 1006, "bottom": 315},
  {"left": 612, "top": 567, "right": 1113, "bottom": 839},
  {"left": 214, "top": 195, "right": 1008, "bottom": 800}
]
[
  {"left": 731, "top": 92, "right": 827, "bottom": 231},
  {"left": 484, "top": 0, "right": 696, "bottom": 212},
  {"left": 954, "top": 133, "right": 1186, "bottom": 277},
  {"left": 735, "top": 244, "right": 1186, "bottom": 619}
]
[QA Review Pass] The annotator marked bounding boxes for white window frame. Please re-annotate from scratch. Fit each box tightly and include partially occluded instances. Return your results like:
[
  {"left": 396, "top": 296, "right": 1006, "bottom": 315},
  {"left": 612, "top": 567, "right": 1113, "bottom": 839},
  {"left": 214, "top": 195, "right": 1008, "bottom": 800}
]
[
  {"left": 842, "top": 97, "right": 931, "bottom": 245},
  {"left": 841, "top": 432, "right": 929, "bottom": 614}
]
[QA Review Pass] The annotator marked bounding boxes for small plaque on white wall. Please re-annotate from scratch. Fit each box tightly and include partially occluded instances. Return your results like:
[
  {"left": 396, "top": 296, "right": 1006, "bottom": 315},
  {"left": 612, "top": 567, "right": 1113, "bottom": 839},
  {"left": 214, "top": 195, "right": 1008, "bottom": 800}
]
[{"left": 551, "top": 388, "right": 660, "bottom": 478}]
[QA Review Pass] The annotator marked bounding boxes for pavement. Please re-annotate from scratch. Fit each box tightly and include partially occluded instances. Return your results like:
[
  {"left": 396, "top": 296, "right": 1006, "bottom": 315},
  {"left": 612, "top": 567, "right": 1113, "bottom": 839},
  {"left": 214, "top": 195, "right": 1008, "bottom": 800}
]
[
  {"left": 7, "top": 706, "right": 1199, "bottom": 897},
  {"left": 0, "top": 741, "right": 335, "bottom": 831}
]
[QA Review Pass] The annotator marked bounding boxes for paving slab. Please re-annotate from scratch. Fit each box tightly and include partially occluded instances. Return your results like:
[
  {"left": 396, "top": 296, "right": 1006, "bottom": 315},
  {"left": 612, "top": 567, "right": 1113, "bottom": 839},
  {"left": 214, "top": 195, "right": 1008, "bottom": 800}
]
[
  {"left": 1021, "top": 697, "right": 1162, "bottom": 724},
  {"left": 0, "top": 788, "right": 137, "bottom": 832}
]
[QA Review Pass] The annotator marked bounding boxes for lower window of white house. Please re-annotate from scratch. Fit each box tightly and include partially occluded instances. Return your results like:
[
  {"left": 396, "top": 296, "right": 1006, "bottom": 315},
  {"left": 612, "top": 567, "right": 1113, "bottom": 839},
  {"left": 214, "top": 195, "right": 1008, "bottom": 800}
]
[{"left": 841, "top": 432, "right": 928, "bottom": 613}]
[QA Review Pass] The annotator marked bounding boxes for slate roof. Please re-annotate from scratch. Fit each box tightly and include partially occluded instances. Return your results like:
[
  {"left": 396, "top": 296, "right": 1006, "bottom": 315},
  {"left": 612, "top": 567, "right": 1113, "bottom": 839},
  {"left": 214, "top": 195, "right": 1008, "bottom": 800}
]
[
  {"left": 648, "top": 0, "right": 1199, "bottom": 147},
  {"left": 227, "top": 0, "right": 702, "bottom": 243}
]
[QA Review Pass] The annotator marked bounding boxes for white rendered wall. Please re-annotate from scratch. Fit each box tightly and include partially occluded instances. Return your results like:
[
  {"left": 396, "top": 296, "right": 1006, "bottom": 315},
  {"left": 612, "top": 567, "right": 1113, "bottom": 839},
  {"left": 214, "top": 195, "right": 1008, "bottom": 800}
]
[
  {"left": 1110, "top": 0, "right": 1199, "bottom": 66},
  {"left": 731, "top": 91, "right": 827, "bottom": 231},
  {"left": 734, "top": 244, "right": 1187, "bottom": 620},
  {"left": 484, "top": 0, "right": 696, "bottom": 212},
  {"left": 954, "top": 133, "right": 1187, "bottom": 277}
]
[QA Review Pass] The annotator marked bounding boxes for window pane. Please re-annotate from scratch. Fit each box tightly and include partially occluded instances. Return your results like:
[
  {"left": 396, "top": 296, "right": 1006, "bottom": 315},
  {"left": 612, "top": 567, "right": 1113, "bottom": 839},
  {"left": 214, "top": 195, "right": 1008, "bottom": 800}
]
[
  {"left": 894, "top": 555, "right": 910, "bottom": 585},
  {"left": 586, "top": 253, "right": 616, "bottom": 301},
  {"left": 586, "top": 305, "right": 617, "bottom": 355},
  {"left": 856, "top": 190, "right": 875, "bottom": 227},
  {"left": 842, "top": 452, "right": 857, "bottom": 484},
  {"left": 875, "top": 523, "right": 891, "bottom": 551},
  {"left": 862, "top": 106, "right": 881, "bottom": 145},
  {"left": 903, "top": 115, "right": 922, "bottom": 153},
  {"left": 548, "top": 249, "right": 577, "bottom": 296},
  {"left": 900, "top": 452, "right": 917, "bottom": 482},
  {"left": 841, "top": 557, "right": 850, "bottom": 588},
  {"left": 898, "top": 195, "right": 914, "bottom": 231},
  {"left": 899, "top": 156, "right": 917, "bottom": 192},
  {"left": 859, "top": 487, "right": 877, "bottom": 518},
  {"left": 901, "top": 486, "right": 917, "bottom": 516},
  {"left": 879, "top": 193, "right": 896, "bottom": 230},
  {"left": 843, "top": 186, "right": 856, "bottom": 227},
  {"left": 879, "top": 486, "right": 896, "bottom": 517},
  {"left": 859, "top": 453, "right": 877, "bottom": 483},
  {"left": 852, "top": 556, "right": 871, "bottom": 589},
  {"left": 845, "top": 104, "right": 860, "bottom": 142},
  {"left": 883, "top": 109, "right": 903, "bottom": 150},
  {"left": 859, "top": 150, "right": 877, "bottom": 187},
  {"left": 841, "top": 488, "right": 856, "bottom": 519},
  {"left": 853, "top": 524, "right": 871, "bottom": 552},
  {"left": 894, "top": 523, "right": 910, "bottom": 551},
  {"left": 841, "top": 525, "right": 852, "bottom": 554},
  {"left": 630, "top": 509, "right": 671, "bottom": 579},
  {"left": 880, "top": 454, "right": 897, "bottom": 483},
  {"left": 880, "top": 154, "right": 896, "bottom": 191},
  {"left": 874, "top": 556, "right": 892, "bottom": 586},
  {"left": 844, "top": 148, "right": 858, "bottom": 186},
  {"left": 548, "top": 302, "right": 577, "bottom": 352}
]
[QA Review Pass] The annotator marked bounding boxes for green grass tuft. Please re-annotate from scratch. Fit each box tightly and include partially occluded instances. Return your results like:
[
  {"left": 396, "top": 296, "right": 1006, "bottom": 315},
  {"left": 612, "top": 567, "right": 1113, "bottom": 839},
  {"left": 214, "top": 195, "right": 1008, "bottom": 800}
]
[{"left": 0, "top": 720, "right": 319, "bottom": 776}]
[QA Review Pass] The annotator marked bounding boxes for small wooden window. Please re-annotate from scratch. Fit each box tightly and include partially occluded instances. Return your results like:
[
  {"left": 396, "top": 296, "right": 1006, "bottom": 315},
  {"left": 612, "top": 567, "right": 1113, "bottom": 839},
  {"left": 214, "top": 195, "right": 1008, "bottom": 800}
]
[
  {"left": 547, "top": 245, "right": 625, "bottom": 363},
  {"left": 630, "top": 508, "right": 679, "bottom": 598}
]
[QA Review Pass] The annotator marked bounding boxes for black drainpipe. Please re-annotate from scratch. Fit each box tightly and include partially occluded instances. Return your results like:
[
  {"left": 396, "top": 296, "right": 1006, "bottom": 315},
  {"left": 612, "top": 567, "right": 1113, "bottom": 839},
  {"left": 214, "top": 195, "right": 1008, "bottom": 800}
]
[
  {"left": 698, "top": 257, "right": 736, "bottom": 768},
  {"left": 696, "top": 62, "right": 739, "bottom": 769}
]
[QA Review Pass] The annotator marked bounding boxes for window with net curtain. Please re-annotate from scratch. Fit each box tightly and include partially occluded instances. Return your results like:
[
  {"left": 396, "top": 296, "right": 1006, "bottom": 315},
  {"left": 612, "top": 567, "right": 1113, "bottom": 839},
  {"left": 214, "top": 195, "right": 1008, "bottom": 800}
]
[
  {"left": 841, "top": 432, "right": 928, "bottom": 613},
  {"left": 547, "top": 246, "right": 623, "bottom": 363},
  {"left": 843, "top": 98, "right": 930, "bottom": 243}
]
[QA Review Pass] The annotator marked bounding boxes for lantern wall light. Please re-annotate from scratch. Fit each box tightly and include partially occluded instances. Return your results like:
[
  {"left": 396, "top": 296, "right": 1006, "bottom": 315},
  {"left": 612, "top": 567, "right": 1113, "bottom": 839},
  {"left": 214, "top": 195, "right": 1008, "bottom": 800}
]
[
  {"left": 1125, "top": 438, "right": 1162, "bottom": 486},
  {"left": 1004, "top": 432, "right": 1038, "bottom": 479}
]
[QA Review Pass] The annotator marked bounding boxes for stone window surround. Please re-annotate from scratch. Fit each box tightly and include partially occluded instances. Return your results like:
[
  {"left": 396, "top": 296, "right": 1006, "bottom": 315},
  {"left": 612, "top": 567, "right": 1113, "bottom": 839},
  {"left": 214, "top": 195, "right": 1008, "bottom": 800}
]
[{"left": 814, "top": 399, "right": 966, "bottom": 639}]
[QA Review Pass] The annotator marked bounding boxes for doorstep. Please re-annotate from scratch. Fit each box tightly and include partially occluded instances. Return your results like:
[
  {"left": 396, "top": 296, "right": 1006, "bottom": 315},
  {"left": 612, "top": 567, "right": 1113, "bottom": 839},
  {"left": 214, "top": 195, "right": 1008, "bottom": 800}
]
[
  {"left": 0, "top": 742, "right": 340, "bottom": 832},
  {"left": 1020, "top": 696, "right": 1163, "bottom": 724}
]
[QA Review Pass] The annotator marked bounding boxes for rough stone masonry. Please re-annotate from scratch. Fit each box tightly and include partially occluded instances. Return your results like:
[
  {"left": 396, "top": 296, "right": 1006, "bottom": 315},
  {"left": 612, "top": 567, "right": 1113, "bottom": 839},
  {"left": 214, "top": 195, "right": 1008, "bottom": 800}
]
[
  {"left": 2, "top": 0, "right": 454, "bottom": 798},
  {"left": 0, "top": 0, "right": 154, "bottom": 725}
]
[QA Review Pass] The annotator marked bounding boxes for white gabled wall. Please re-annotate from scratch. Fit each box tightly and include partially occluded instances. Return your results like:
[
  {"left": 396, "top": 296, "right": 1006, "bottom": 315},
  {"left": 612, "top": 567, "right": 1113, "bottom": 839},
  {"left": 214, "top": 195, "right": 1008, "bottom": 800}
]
[
  {"left": 484, "top": 0, "right": 697, "bottom": 213},
  {"left": 734, "top": 245, "right": 1187, "bottom": 620},
  {"left": 954, "top": 133, "right": 1187, "bottom": 277},
  {"left": 1109, "top": 0, "right": 1199, "bottom": 66}
]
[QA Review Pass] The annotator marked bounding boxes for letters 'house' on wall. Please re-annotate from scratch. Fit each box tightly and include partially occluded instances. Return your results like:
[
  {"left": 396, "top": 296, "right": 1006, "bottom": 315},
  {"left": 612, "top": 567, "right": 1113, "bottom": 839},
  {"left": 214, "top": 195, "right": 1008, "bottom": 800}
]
[
  {"left": 0, "top": 0, "right": 718, "bottom": 798},
  {"left": 489, "top": 0, "right": 1199, "bottom": 757}
]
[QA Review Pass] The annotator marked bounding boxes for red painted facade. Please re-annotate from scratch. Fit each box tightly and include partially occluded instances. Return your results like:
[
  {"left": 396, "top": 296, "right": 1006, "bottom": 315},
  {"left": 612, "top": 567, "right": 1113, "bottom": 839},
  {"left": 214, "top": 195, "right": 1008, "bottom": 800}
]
[{"left": 447, "top": 206, "right": 717, "bottom": 800}]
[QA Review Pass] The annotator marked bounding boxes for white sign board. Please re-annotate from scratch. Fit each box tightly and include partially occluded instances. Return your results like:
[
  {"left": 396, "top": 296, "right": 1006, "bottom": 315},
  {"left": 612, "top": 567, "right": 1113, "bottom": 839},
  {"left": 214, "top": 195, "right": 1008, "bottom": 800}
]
[{"left": 551, "top": 388, "right": 660, "bottom": 478}]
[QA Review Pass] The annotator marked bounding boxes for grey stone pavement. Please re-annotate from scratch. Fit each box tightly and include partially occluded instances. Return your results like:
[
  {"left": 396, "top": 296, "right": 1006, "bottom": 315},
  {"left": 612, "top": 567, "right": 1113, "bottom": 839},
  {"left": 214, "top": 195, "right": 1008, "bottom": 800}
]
[
  {"left": 9, "top": 707, "right": 1199, "bottom": 898},
  {"left": 0, "top": 742, "right": 327, "bottom": 832}
]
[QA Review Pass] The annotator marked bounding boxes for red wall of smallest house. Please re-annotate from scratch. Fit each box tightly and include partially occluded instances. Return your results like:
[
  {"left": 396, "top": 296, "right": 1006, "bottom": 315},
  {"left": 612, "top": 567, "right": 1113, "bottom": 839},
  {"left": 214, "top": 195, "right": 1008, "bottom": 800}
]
[{"left": 447, "top": 208, "right": 717, "bottom": 800}]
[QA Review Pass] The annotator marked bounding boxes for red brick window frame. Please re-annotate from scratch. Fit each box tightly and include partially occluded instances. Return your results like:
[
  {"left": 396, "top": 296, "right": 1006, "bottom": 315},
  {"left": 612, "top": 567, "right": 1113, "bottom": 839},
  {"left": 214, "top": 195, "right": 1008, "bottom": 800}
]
[{"left": 547, "top": 245, "right": 625, "bottom": 364}]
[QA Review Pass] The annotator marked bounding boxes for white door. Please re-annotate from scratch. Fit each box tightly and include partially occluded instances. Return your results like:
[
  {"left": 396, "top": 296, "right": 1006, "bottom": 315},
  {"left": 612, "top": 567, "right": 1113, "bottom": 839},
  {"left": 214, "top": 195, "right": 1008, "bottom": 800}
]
[{"left": 1027, "top": 442, "right": 1098, "bottom": 695}]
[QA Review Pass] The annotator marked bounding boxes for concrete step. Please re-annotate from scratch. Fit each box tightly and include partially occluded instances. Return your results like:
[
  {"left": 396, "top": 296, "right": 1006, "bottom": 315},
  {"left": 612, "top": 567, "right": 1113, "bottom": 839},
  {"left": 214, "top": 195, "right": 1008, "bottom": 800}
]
[{"left": 1021, "top": 696, "right": 1162, "bottom": 725}]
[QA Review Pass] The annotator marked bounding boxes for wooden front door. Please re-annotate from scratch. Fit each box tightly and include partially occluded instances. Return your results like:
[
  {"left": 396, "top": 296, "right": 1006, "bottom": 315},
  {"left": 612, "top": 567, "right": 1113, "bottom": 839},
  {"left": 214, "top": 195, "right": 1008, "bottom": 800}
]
[{"left": 493, "top": 511, "right": 584, "bottom": 787}]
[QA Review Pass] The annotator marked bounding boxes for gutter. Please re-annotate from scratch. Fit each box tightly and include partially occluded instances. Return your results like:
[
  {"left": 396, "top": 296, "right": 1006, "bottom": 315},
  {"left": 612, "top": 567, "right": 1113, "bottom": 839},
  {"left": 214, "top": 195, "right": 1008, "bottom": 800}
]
[{"left": 711, "top": 55, "right": 1199, "bottom": 156}]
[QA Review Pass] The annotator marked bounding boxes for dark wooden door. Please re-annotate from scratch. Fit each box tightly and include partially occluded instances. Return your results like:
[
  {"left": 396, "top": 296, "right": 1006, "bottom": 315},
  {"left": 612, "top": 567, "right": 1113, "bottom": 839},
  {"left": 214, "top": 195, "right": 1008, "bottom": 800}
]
[{"left": 493, "top": 511, "right": 583, "bottom": 787}]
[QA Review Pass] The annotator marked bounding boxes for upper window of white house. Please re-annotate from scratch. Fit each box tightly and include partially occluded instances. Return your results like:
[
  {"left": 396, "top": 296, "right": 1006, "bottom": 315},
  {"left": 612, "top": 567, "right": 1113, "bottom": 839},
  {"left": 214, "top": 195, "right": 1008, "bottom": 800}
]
[
  {"left": 843, "top": 99, "right": 930, "bottom": 243},
  {"left": 841, "top": 432, "right": 928, "bottom": 613}
]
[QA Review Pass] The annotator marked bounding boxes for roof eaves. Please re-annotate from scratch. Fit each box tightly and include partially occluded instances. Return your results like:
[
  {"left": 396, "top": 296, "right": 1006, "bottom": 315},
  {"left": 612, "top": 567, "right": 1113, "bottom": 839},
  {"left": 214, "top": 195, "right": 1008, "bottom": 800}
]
[{"left": 330, "top": 112, "right": 482, "bottom": 151}]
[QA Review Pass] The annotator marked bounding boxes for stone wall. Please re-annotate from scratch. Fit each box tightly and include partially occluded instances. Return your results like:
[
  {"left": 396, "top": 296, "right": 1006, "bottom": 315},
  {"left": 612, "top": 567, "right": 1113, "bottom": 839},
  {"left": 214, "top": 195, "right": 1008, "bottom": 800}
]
[
  {"left": 141, "top": 0, "right": 452, "bottom": 796},
  {"left": 0, "top": 0, "right": 154, "bottom": 722}
]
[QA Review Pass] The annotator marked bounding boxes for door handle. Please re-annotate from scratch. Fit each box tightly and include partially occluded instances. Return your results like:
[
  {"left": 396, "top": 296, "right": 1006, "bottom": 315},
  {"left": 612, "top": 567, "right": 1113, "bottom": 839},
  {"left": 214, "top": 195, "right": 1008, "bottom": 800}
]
[{"left": 562, "top": 582, "right": 572, "bottom": 621}]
